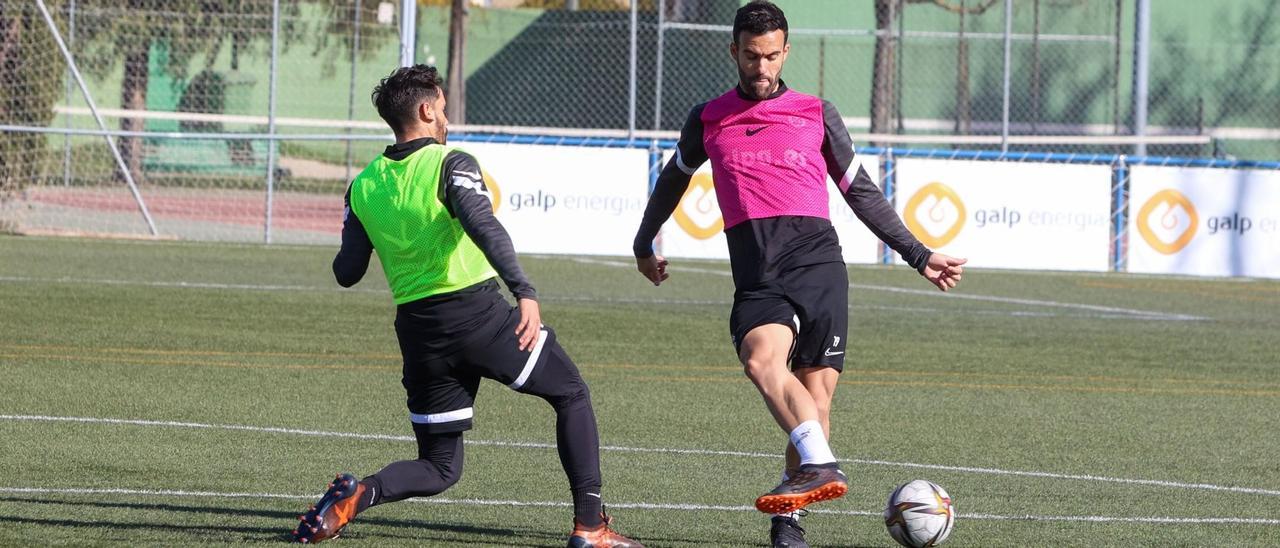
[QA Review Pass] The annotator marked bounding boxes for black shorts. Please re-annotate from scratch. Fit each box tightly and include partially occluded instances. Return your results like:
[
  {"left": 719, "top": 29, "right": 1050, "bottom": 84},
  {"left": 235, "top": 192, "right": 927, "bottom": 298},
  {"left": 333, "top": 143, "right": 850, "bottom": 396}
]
[
  {"left": 729, "top": 261, "right": 849, "bottom": 372},
  {"left": 395, "top": 287, "right": 584, "bottom": 434}
]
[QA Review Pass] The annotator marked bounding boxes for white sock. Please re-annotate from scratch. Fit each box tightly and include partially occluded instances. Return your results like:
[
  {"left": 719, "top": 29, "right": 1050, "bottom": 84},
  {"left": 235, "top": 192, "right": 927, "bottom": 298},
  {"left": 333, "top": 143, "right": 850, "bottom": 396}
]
[
  {"left": 774, "top": 509, "right": 803, "bottom": 521},
  {"left": 789, "top": 420, "right": 836, "bottom": 465}
]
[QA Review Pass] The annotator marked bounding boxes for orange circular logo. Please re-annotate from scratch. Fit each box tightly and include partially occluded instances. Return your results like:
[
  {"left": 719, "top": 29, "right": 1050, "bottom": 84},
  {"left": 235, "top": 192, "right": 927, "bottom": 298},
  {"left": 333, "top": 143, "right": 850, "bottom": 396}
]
[
  {"left": 1136, "top": 189, "right": 1198, "bottom": 255},
  {"left": 904, "top": 182, "right": 966, "bottom": 248},
  {"left": 483, "top": 170, "right": 501, "bottom": 213},
  {"left": 673, "top": 173, "right": 723, "bottom": 240}
]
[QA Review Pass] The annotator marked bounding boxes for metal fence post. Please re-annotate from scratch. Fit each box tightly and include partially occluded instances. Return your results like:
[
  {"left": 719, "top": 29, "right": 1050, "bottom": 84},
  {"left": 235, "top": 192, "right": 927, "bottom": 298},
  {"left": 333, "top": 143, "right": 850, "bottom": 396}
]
[
  {"left": 1000, "top": 0, "right": 1012, "bottom": 153},
  {"left": 400, "top": 0, "right": 417, "bottom": 67},
  {"left": 627, "top": 0, "right": 638, "bottom": 140},
  {"left": 62, "top": 0, "right": 75, "bottom": 187},
  {"left": 1132, "top": 0, "right": 1151, "bottom": 156},
  {"left": 1111, "top": 154, "right": 1129, "bottom": 272},
  {"left": 345, "top": 0, "right": 362, "bottom": 181},
  {"left": 648, "top": 141, "right": 662, "bottom": 255},
  {"left": 881, "top": 148, "right": 896, "bottom": 265},
  {"left": 263, "top": 0, "right": 280, "bottom": 244},
  {"left": 652, "top": 0, "right": 665, "bottom": 131}
]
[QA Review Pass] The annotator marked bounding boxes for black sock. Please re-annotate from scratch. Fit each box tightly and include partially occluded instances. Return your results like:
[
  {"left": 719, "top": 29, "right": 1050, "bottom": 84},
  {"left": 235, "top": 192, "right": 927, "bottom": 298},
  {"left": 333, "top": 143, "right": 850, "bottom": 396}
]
[
  {"left": 356, "top": 477, "right": 380, "bottom": 513},
  {"left": 572, "top": 487, "right": 604, "bottom": 527}
]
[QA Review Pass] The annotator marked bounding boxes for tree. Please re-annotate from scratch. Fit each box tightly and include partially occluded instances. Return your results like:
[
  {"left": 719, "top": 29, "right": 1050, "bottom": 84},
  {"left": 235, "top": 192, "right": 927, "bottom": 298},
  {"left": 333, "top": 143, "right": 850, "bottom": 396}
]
[
  {"left": 63, "top": 0, "right": 314, "bottom": 181},
  {"left": 870, "top": 0, "right": 998, "bottom": 142},
  {"left": 446, "top": 0, "right": 467, "bottom": 124},
  {"left": 1, "top": 2, "right": 61, "bottom": 214}
]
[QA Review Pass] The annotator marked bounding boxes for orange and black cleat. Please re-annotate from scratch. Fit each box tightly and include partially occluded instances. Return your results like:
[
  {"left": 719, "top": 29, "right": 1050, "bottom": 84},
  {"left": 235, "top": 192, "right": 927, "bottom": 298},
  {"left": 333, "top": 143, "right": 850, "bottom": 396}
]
[
  {"left": 754, "top": 463, "right": 848, "bottom": 515},
  {"left": 568, "top": 509, "right": 644, "bottom": 548},
  {"left": 292, "top": 473, "right": 365, "bottom": 544}
]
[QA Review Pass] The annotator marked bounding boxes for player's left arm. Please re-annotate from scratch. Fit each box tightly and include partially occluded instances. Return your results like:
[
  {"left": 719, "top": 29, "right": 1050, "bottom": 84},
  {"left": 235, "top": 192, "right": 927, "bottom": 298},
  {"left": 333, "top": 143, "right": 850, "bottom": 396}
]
[
  {"left": 819, "top": 100, "right": 966, "bottom": 291},
  {"left": 442, "top": 151, "right": 542, "bottom": 349},
  {"left": 332, "top": 186, "right": 373, "bottom": 287}
]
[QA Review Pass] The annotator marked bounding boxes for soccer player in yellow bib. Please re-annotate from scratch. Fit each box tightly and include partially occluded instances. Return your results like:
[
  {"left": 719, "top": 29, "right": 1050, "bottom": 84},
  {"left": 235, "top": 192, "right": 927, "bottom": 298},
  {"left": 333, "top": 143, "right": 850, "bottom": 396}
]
[{"left": 291, "top": 65, "right": 641, "bottom": 548}]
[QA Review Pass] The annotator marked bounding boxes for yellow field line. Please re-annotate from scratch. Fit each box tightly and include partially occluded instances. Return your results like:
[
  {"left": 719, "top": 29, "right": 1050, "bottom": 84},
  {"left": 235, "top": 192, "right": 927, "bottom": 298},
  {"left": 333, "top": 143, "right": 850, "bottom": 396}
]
[
  {"left": 1, "top": 344, "right": 399, "bottom": 361},
  {"left": 4, "top": 352, "right": 1278, "bottom": 399},
  {"left": 593, "top": 362, "right": 1280, "bottom": 389},
  {"left": 5, "top": 345, "right": 1273, "bottom": 390},
  {"left": 0, "top": 353, "right": 394, "bottom": 372},
  {"left": 630, "top": 375, "right": 1280, "bottom": 398}
]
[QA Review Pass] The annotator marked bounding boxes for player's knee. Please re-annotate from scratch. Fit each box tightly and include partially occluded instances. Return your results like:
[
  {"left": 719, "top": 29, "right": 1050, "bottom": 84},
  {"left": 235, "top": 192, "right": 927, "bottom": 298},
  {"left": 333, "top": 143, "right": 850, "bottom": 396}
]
[
  {"left": 742, "top": 355, "right": 779, "bottom": 383},
  {"left": 545, "top": 379, "right": 592, "bottom": 412},
  {"left": 427, "top": 455, "right": 463, "bottom": 491}
]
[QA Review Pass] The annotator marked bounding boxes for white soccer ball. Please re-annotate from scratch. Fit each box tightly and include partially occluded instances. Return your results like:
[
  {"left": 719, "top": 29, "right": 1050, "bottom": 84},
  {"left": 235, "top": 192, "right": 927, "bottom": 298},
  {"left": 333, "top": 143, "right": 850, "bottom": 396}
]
[{"left": 884, "top": 479, "right": 956, "bottom": 547}]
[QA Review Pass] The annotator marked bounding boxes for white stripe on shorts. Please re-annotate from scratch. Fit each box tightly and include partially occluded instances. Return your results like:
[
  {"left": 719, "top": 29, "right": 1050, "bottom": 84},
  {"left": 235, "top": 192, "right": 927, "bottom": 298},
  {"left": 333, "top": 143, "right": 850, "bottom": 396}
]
[
  {"left": 409, "top": 407, "right": 474, "bottom": 425},
  {"left": 508, "top": 328, "right": 548, "bottom": 390}
]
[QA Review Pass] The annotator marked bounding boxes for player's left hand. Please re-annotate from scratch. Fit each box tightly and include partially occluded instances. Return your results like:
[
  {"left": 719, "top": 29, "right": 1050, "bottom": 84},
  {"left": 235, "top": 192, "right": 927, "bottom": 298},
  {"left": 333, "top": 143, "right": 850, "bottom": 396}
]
[
  {"left": 515, "top": 298, "right": 542, "bottom": 351},
  {"left": 922, "top": 253, "right": 967, "bottom": 292}
]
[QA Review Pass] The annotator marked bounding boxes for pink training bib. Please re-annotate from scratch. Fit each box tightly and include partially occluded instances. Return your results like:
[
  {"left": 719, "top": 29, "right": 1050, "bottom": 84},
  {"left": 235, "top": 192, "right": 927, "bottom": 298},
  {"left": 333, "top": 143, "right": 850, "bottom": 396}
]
[{"left": 701, "top": 88, "right": 829, "bottom": 229}]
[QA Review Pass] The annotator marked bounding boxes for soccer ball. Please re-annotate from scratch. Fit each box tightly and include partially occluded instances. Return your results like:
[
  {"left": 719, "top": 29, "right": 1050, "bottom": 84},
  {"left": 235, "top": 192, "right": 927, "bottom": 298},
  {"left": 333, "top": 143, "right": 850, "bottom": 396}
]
[{"left": 884, "top": 479, "right": 956, "bottom": 547}]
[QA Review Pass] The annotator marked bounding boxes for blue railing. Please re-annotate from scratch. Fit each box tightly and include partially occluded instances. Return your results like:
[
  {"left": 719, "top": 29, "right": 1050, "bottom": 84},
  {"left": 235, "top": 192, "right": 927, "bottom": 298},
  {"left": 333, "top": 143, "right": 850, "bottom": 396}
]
[{"left": 451, "top": 131, "right": 1280, "bottom": 273}]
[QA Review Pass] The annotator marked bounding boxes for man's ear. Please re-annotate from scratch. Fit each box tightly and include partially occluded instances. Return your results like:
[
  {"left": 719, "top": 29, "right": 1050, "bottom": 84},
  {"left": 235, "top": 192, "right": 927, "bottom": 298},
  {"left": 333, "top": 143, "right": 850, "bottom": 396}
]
[
  {"left": 419, "top": 101, "right": 435, "bottom": 125},
  {"left": 729, "top": 41, "right": 738, "bottom": 61}
]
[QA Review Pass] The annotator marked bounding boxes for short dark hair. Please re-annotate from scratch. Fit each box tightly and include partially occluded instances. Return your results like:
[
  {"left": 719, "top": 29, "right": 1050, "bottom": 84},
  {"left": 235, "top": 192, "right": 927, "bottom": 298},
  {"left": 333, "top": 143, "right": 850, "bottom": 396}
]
[
  {"left": 371, "top": 64, "right": 443, "bottom": 133},
  {"left": 733, "top": 1, "right": 788, "bottom": 45}
]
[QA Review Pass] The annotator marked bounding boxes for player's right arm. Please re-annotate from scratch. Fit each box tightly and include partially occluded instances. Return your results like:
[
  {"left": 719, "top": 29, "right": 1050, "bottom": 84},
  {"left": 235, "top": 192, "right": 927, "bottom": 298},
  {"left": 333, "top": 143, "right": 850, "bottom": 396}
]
[
  {"left": 332, "top": 186, "right": 373, "bottom": 287},
  {"left": 442, "top": 151, "right": 543, "bottom": 351},
  {"left": 819, "top": 100, "right": 966, "bottom": 291},
  {"left": 632, "top": 104, "right": 709, "bottom": 285}
]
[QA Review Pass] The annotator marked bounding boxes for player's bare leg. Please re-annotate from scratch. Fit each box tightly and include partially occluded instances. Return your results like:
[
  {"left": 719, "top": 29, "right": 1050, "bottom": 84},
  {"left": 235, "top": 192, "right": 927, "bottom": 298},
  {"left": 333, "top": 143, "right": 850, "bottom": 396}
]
[
  {"left": 740, "top": 325, "right": 848, "bottom": 514},
  {"left": 740, "top": 324, "right": 819, "bottom": 430},
  {"left": 784, "top": 366, "right": 838, "bottom": 472},
  {"left": 771, "top": 366, "right": 838, "bottom": 546}
]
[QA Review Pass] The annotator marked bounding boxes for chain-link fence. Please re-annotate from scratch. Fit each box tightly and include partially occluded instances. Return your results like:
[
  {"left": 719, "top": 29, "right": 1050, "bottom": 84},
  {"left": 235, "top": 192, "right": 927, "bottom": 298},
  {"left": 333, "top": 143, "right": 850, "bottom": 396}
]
[{"left": 2, "top": 0, "right": 1278, "bottom": 245}]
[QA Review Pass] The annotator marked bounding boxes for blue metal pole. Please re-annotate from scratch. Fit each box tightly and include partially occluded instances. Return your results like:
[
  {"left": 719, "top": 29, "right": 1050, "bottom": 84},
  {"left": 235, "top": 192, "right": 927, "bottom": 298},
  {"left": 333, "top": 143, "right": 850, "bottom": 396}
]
[
  {"left": 1111, "top": 154, "right": 1128, "bottom": 272},
  {"left": 881, "top": 148, "right": 896, "bottom": 265}
]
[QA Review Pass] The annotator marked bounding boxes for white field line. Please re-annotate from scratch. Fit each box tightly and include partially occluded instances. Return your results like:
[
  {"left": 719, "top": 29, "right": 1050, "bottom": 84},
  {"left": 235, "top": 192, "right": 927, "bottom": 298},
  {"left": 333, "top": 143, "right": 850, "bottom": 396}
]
[
  {"left": 0, "top": 275, "right": 1179, "bottom": 320},
  {"left": 1, "top": 486, "right": 1276, "bottom": 526},
  {"left": 570, "top": 258, "right": 1209, "bottom": 321},
  {"left": 3, "top": 414, "right": 1277, "bottom": 498}
]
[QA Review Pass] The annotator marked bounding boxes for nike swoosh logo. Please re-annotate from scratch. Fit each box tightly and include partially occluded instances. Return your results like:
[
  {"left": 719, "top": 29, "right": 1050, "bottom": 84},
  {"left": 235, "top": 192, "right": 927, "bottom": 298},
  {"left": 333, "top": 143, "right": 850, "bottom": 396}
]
[
  {"left": 824, "top": 350, "right": 844, "bottom": 357},
  {"left": 745, "top": 126, "right": 767, "bottom": 136}
]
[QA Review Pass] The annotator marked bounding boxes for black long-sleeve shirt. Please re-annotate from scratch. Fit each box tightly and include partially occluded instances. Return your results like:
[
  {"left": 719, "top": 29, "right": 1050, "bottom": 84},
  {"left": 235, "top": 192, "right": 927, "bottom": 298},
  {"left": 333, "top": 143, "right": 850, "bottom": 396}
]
[
  {"left": 633, "top": 82, "right": 932, "bottom": 288},
  {"left": 333, "top": 137, "right": 536, "bottom": 302}
]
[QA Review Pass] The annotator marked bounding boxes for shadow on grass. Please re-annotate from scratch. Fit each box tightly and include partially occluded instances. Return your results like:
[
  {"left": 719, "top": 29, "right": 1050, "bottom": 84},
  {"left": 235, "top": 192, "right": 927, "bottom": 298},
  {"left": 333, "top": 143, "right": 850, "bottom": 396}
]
[
  {"left": 0, "top": 495, "right": 886, "bottom": 546},
  {"left": 0, "top": 496, "right": 556, "bottom": 545}
]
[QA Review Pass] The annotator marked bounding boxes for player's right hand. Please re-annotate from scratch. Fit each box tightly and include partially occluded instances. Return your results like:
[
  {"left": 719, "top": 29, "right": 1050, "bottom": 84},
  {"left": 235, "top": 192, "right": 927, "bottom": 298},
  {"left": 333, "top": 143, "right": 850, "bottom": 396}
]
[
  {"left": 922, "top": 253, "right": 967, "bottom": 292},
  {"left": 636, "top": 254, "right": 670, "bottom": 286},
  {"left": 515, "top": 298, "right": 542, "bottom": 351}
]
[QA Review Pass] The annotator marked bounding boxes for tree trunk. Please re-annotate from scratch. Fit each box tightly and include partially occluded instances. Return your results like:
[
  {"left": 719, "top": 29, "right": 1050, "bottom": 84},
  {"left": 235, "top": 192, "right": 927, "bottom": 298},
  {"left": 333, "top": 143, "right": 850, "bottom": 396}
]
[
  {"left": 0, "top": 10, "right": 22, "bottom": 124},
  {"left": 2, "top": 6, "right": 59, "bottom": 203},
  {"left": 1, "top": 9, "right": 25, "bottom": 198},
  {"left": 870, "top": 0, "right": 897, "bottom": 145},
  {"left": 446, "top": 0, "right": 467, "bottom": 124},
  {"left": 118, "top": 40, "right": 148, "bottom": 182}
]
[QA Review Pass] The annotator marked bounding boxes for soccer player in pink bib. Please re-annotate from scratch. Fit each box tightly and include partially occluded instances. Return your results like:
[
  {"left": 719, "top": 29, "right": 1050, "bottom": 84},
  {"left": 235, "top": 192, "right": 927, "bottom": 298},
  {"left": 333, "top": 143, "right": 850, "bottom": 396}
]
[{"left": 632, "top": 2, "right": 966, "bottom": 546}]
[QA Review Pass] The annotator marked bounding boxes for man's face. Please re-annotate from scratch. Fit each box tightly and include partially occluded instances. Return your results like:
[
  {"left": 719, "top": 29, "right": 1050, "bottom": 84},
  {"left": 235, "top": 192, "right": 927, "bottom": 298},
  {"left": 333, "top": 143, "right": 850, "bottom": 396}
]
[
  {"left": 430, "top": 91, "right": 449, "bottom": 144},
  {"left": 730, "top": 29, "right": 789, "bottom": 100}
]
